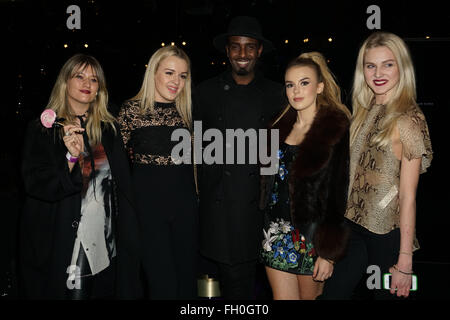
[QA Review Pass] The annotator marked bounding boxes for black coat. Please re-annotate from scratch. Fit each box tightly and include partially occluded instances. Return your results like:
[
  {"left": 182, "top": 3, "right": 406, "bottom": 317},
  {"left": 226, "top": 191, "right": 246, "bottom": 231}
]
[
  {"left": 260, "top": 104, "right": 350, "bottom": 262},
  {"left": 19, "top": 119, "right": 142, "bottom": 299},
  {"left": 193, "top": 70, "right": 283, "bottom": 264}
]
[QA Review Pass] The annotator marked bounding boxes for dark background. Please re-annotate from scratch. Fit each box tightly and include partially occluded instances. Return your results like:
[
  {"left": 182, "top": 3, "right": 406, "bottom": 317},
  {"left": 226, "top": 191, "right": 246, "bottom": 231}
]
[{"left": 1, "top": 0, "right": 448, "bottom": 299}]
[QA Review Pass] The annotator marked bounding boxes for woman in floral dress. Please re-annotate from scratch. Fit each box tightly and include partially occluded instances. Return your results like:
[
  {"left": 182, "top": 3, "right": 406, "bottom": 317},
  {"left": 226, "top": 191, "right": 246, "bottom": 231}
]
[{"left": 259, "top": 52, "right": 351, "bottom": 299}]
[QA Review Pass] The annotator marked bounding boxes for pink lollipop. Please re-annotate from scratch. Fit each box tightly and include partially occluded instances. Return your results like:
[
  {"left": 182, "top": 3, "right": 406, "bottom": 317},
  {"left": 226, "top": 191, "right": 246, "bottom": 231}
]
[{"left": 40, "top": 109, "right": 63, "bottom": 128}]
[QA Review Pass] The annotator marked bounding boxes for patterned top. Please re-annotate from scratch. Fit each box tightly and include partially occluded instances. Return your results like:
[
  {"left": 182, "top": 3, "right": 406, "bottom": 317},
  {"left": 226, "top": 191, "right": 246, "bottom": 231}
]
[
  {"left": 117, "top": 100, "right": 188, "bottom": 166},
  {"left": 68, "top": 144, "right": 116, "bottom": 278},
  {"left": 345, "top": 103, "right": 433, "bottom": 249}
]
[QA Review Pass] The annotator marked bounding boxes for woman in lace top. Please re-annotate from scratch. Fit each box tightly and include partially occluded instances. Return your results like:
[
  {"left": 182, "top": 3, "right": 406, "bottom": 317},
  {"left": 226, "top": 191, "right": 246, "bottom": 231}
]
[
  {"left": 117, "top": 46, "right": 198, "bottom": 299},
  {"left": 321, "top": 32, "right": 433, "bottom": 300}
]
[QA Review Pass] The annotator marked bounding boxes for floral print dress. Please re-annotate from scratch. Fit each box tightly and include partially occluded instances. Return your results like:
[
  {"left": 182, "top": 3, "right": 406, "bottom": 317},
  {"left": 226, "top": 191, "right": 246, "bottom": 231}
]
[{"left": 260, "top": 143, "right": 317, "bottom": 275}]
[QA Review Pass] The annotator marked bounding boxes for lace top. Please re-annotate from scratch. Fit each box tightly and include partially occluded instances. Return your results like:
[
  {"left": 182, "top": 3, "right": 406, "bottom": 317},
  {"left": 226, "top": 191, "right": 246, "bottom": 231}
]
[
  {"left": 117, "top": 100, "right": 188, "bottom": 166},
  {"left": 345, "top": 103, "right": 433, "bottom": 249}
]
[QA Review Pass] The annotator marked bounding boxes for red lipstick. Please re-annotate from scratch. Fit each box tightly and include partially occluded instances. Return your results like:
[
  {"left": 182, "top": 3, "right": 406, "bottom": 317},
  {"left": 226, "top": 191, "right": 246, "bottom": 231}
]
[
  {"left": 80, "top": 89, "right": 91, "bottom": 94},
  {"left": 373, "top": 80, "right": 388, "bottom": 86}
]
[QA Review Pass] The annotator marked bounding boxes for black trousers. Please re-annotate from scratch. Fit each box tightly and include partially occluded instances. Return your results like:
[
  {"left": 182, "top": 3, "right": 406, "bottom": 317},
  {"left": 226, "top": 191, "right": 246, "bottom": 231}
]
[
  {"left": 216, "top": 259, "right": 257, "bottom": 300},
  {"left": 66, "top": 245, "right": 116, "bottom": 300},
  {"left": 320, "top": 220, "right": 405, "bottom": 300},
  {"left": 133, "top": 165, "right": 198, "bottom": 300},
  {"left": 140, "top": 212, "right": 198, "bottom": 300}
]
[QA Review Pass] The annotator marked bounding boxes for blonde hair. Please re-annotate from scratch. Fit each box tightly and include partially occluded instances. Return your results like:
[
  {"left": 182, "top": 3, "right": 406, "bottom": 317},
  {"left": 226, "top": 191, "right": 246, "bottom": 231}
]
[
  {"left": 130, "top": 45, "right": 193, "bottom": 130},
  {"left": 273, "top": 51, "right": 350, "bottom": 126},
  {"left": 350, "top": 32, "right": 417, "bottom": 146},
  {"left": 47, "top": 53, "right": 116, "bottom": 145}
]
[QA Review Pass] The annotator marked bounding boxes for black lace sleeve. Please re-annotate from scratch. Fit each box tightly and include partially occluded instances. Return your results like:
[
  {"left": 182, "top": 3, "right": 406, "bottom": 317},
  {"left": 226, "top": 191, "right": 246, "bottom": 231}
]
[{"left": 117, "top": 101, "right": 135, "bottom": 160}]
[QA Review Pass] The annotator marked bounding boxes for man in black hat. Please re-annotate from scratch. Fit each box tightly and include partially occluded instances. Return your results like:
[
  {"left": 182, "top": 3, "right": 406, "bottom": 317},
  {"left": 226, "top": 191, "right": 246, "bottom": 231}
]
[{"left": 193, "top": 16, "right": 283, "bottom": 299}]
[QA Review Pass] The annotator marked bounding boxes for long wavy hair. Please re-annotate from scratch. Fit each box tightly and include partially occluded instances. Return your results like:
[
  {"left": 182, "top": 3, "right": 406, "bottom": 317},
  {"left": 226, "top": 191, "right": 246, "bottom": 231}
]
[
  {"left": 46, "top": 53, "right": 116, "bottom": 145},
  {"left": 130, "top": 45, "right": 193, "bottom": 130},
  {"left": 350, "top": 32, "right": 417, "bottom": 146},
  {"left": 272, "top": 51, "right": 350, "bottom": 126}
]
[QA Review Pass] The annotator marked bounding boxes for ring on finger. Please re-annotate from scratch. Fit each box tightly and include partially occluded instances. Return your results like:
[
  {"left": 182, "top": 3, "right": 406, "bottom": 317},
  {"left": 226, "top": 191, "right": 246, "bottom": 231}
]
[{"left": 65, "top": 131, "right": 71, "bottom": 136}]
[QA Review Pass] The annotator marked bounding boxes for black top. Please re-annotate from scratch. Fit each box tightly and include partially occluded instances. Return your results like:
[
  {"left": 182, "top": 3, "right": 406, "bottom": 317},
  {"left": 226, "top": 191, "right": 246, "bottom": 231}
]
[
  {"left": 118, "top": 100, "right": 189, "bottom": 166},
  {"left": 267, "top": 142, "right": 299, "bottom": 223}
]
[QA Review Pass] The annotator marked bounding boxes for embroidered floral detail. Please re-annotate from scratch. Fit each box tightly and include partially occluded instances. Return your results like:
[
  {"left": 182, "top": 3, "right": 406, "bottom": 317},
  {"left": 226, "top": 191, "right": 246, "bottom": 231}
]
[
  {"left": 267, "top": 220, "right": 280, "bottom": 235},
  {"left": 273, "top": 242, "right": 287, "bottom": 259},
  {"left": 269, "top": 147, "right": 290, "bottom": 208},
  {"left": 262, "top": 229, "right": 278, "bottom": 252},
  {"left": 278, "top": 163, "right": 288, "bottom": 180},
  {"left": 277, "top": 149, "right": 284, "bottom": 159},
  {"left": 287, "top": 251, "right": 300, "bottom": 264},
  {"left": 270, "top": 191, "right": 279, "bottom": 207},
  {"left": 261, "top": 144, "right": 315, "bottom": 274},
  {"left": 279, "top": 219, "right": 292, "bottom": 233},
  {"left": 260, "top": 218, "right": 316, "bottom": 274}
]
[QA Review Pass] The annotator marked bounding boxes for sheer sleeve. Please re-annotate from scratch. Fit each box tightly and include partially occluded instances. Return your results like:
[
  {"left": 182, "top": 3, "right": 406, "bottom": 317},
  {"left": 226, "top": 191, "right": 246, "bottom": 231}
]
[
  {"left": 397, "top": 106, "right": 433, "bottom": 174},
  {"left": 117, "top": 102, "right": 132, "bottom": 149}
]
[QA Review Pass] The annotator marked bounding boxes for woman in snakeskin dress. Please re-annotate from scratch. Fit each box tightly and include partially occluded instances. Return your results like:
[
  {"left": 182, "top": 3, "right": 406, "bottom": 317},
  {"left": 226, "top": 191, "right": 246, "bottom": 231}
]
[{"left": 321, "top": 32, "right": 433, "bottom": 300}]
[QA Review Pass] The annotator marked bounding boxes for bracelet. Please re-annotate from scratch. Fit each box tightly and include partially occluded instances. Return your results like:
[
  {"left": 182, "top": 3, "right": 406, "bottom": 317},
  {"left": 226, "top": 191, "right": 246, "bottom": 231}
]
[
  {"left": 399, "top": 251, "right": 413, "bottom": 256},
  {"left": 66, "top": 151, "right": 79, "bottom": 163},
  {"left": 392, "top": 264, "right": 414, "bottom": 275}
]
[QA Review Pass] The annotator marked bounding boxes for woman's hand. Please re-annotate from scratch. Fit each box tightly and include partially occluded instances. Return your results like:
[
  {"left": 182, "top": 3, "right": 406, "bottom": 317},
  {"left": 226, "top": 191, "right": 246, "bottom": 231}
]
[
  {"left": 313, "top": 257, "right": 334, "bottom": 282},
  {"left": 389, "top": 257, "right": 413, "bottom": 298},
  {"left": 63, "top": 124, "right": 85, "bottom": 158}
]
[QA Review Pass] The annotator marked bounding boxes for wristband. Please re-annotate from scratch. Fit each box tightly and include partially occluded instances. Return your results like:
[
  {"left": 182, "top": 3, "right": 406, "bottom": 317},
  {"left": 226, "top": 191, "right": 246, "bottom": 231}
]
[
  {"left": 392, "top": 264, "right": 414, "bottom": 275},
  {"left": 66, "top": 151, "right": 79, "bottom": 163}
]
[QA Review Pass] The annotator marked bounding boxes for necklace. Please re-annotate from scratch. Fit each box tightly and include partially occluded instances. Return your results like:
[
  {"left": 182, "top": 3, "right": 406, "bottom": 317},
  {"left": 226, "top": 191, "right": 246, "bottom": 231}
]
[
  {"left": 75, "top": 110, "right": 89, "bottom": 117},
  {"left": 71, "top": 110, "right": 89, "bottom": 123}
]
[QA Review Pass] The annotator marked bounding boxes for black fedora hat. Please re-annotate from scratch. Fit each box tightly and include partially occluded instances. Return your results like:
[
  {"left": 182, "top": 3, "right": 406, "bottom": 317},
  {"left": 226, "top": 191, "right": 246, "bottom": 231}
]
[{"left": 213, "top": 16, "right": 274, "bottom": 53}]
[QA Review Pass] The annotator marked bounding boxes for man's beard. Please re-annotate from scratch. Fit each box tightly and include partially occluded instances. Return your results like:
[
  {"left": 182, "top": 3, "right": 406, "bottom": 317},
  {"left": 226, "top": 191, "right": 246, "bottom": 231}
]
[{"left": 235, "top": 67, "right": 250, "bottom": 76}]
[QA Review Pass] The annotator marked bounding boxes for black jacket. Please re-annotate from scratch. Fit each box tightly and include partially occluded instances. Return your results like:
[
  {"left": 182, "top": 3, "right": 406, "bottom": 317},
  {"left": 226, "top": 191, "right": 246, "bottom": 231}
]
[
  {"left": 260, "top": 104, "right": 350, "bottom": 262},
  {"left": 19, "top": 119, "right": 142, "bottom": 299},
  {"left": 193, "top": 70, "right": 283, "bottom": 264}
]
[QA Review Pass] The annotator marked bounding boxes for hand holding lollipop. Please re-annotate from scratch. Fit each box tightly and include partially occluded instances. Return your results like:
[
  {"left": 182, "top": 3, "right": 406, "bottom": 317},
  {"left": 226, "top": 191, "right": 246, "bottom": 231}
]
[
  {"left": 41, "top": 109, "right": 85, "bottom": 160},
  {"left": 40, "top": 109, "right": 64, "bottom": 128}
]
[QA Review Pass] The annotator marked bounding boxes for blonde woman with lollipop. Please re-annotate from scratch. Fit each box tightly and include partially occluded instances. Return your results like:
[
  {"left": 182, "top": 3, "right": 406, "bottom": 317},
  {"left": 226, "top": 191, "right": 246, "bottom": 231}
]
[{"left": 20, "top": 54, "right": 141, "bottom": 299}]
